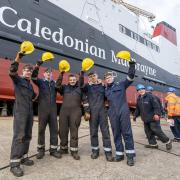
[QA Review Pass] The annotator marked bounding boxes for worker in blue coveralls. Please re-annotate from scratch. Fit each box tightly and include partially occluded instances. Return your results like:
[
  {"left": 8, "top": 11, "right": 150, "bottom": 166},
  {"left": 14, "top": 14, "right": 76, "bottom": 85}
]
[
  {"left": 81, "top": 71, "right": 114, "bottom": 161},
  {"left": 104, "top": 58, "right": 136, "bottom": 166}
]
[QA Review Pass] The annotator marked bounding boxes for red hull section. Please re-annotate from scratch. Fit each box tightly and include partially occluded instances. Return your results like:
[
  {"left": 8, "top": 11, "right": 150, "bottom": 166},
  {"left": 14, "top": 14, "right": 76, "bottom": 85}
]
[{"left": 0, "top": 59, "right": 62, "bottom": 103}]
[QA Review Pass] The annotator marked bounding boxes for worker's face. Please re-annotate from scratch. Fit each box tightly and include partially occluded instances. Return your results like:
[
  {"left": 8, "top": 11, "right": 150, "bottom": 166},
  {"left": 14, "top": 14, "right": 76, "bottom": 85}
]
[
  {"left": 22, "top": 68, "right": 32, "bottom": 80},
  {"left": 105, "top": 75, "right": 114, "bottom": 84},
  {"left": 138, "top": 89, "right": 146, "bottom": 95},
  {"left": 69, "top": 76, "right": 77, "bottom": 86},
  {"left": 44, "top": 71, "right": 52, "bottom": 81},
  {"left": 88, "top": 73, "right": 98, "bottom": 83}
]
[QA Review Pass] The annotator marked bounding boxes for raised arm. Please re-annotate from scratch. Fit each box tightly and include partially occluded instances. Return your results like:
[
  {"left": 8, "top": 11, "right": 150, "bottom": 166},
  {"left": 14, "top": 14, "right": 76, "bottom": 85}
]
[
  {"left": 78, "top": 70, "right": 89, "bottom": 93},
  {"left": 123, "top": 59, "right": 136, "bottom": 89},
  {"left": 31, "top": 60, "right": 43, "bottom": 86},
  {"left": 9, "top": 52, "right": 23, "bottom": 83},
  {"left": 55, "top": 72, "right": 65, "bottom": 95}
]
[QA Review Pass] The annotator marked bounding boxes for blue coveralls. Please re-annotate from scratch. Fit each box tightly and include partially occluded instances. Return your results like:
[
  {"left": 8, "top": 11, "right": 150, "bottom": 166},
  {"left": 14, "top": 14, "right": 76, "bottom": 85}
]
[
  {"left": 83, "top": 82, "right": 112, "bottom": 152},
  {"left": 105, "top": 63, "right": 136, "bottom": 158},
  {"left": 32, "top": 67, "right": 58, "bottom": 153},
  {"left": 9, "top": 62, "right": 36, "bottom": 167}
]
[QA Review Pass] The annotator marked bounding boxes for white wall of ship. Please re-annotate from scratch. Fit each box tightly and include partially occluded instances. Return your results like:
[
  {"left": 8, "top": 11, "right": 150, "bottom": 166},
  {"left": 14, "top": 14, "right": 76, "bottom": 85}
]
[{"left": 49, "top": 0, "right": 180, "bottom": 76}]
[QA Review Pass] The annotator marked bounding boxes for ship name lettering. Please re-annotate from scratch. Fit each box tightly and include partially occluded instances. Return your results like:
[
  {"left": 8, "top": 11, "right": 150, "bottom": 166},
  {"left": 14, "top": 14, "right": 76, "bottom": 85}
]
[{"left": 0, "top": 6, "right": 106, "bottom": 60}]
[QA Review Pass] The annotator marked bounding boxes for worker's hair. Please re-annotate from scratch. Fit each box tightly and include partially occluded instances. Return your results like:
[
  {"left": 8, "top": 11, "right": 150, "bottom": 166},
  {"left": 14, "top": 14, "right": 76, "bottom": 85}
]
[
  {"left": 23, "top": 64, "right": 33, "bottom": 71},
  {"left": 68, "top": 74, "right": 77, "bottom": 79},
  {"left": 104, "top": 72, "right": 113, "bottom": 79},
  {"left": 88, "top": 71, "right": 97, "bottom": 76}
]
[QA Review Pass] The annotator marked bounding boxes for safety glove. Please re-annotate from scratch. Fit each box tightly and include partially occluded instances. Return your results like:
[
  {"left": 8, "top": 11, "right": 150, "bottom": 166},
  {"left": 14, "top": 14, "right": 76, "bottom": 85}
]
[
  {"left": 84, "top": 112, "right": 91, "bottom": 121},
  {"left": 129, "top": 58, "right": 136, "bottom": 64},
  {"left": 153, "top": 114, "right": 160, "bottom": 121}
]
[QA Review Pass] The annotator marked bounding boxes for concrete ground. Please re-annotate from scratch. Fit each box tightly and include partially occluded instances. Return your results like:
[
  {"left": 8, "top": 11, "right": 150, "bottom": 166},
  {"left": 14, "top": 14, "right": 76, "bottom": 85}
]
[{"left": 0, "top": 117, "right": 180, "bottom": 180}]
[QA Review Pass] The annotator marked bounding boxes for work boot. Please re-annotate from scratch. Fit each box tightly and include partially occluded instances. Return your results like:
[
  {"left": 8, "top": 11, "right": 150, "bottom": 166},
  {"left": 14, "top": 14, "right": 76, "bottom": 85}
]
[
  {"left": 59, "top": 149, "right": 69, "bottom": 154},
  {"left": 114, "top": 155, "right": 124, "bottom": 162},
  {"left": 10, "top": 166, "right": 24, "bottom": 177},
  {"left": 127, "top": 156, "right": 135, "bottom": 166},
  {"left": 144, "top": 144, "right": 158, "bottom": 149},
  {"left": 21, "top": 158, "right": 34, "bottom": 166},
  {"left": 91, "top": 149, "right": 99, "bottom": 159},
  {"left": 105, "top": 151, "right": 114, "bottom": 162},
  {"left": 156, "top": 137, "right": 160, "bottom": 141},
  {"left": 36, "top": 151, "right": 45, "bottom": 159},
  {"left": 172, "top": 138, "right": 180, "bottom": 142},
  {"left": 166, "top": 140, "right": 172, "bottom": 150},
  {"left": 50, "top": 150, "right": 62, "bottom": 159},
  {"left": 71, "top": 151, "right": 80, "bottom": 160}
]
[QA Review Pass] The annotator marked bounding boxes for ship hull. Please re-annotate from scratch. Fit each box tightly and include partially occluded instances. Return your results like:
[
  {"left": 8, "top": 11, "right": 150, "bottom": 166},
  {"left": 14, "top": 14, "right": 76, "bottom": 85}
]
[{"left": 0, "top": 0, "right": 179, "bottom": 107}]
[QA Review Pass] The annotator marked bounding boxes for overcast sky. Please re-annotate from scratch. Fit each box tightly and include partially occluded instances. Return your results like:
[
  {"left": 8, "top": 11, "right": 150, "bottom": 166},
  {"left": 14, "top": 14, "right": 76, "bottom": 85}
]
[{"left": 126, "top": 0, "right": 180, "bottom": 49}]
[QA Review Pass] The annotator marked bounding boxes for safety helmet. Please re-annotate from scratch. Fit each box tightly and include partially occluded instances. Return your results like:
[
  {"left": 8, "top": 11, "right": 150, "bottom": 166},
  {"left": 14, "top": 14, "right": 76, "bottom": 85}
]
[
  {"left": 20, "top": 41, "right": 34, "bottom": 54},
  {"left": 41, "top": 52, "right": 54, "bottom": 62},
  {"left": 146, "top": 86, "right": 154, "bottom": 91},
  {"left": 59, "top": 60, "right": 70, "bottom": 72},
  {"left": 116, "top": 50, "right": 131, "bottom": 61},
  {"left": 82, "top": 58, "right": 94, "bottom": 71},
  {"left": 136, "top": 84, "right": 145, "bottom": 91},
  {"left": 167, "top": 87, "right": 176, "bottom": 92}
]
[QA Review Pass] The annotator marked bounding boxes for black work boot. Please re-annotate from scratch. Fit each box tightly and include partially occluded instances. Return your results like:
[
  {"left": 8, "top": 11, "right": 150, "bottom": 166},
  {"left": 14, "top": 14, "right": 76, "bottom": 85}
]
[
  {"left": 36, "top": 151, "right": 45, "bottom": 159},
  {"left": 127, "top": 156, "right": 135, "bottom": 166},
  {"left": 71, "top": 151, "right": 80, "bottom": 160},
  {"left": 105, "top": 151, "right": 114, "bottom": 162},
  {"left": 10, "top": 166, "right": 24, "bottom": 177},
  {"left": 114, "top": 155, "right": 124, "bottom": 162},
  {"left": 60, "top": 149, "right": 69, "bottom": 154},
  {"left": 91, "top": 149, "right": 99, "bottom": 159},
  {"left": 144, "top": 144, "right": 158, "bottom": 149},
  {"left": 21, "top": 158, "right": 34, "bottom": 166},
  {"left": 166, "top": 140, "right": 172, "bottom": 150},
  {"left": 50, "top": 150, "right": 62, "bottom": 159},
  {"left": 172, "top": 138, "right": 180, "bottom": 142}
]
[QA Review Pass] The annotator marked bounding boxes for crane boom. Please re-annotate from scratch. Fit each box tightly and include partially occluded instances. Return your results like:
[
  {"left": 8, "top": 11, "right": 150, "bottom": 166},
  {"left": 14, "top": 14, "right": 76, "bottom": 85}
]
[{"left": 112, "top": 0, "right": 156, "bottom": 21}]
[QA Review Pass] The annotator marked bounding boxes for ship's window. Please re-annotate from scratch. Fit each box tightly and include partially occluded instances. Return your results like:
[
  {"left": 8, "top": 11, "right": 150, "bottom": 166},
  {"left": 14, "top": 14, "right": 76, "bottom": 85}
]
[
  {"left": 139, "top": 36, "right": 144, "bottom": 44},
  {"left": 146, "top": 41, "right": 151, "bottom": 48},
  {"left": 156, "top": 46, "right": 160, "bottom": 52},
  {"left": 118, "top": 23, "right": 160, "bottom": 53},
  {"left": 34, "top": 0, "right": 39, "bottom": 4},
  {"left": 152, "top": 44, "right": 156, "bottom": 50},
  {"left": 134, "top": 33, "right": 140, "bottom": 42},
  {"left": 143, "top": 39, "right": 147, "bottom": 45},
  {"left": 130, "top": 32, "right": 134, "bottom": 38},
  {"left": 119, "top": 24, "right": 126, "bottom": 34}
]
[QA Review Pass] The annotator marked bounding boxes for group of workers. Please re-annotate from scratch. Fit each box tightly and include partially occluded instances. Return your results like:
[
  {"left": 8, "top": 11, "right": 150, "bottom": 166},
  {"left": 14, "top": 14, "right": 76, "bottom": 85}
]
[{"left": 8, "top": 48, "right": 179, "bottom": 177}]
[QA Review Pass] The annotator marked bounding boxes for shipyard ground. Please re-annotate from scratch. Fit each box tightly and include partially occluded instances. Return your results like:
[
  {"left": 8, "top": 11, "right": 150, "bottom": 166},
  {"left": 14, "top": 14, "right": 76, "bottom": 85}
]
[{"left": 0, "top": 117, "right": 180, "bottom": 180}]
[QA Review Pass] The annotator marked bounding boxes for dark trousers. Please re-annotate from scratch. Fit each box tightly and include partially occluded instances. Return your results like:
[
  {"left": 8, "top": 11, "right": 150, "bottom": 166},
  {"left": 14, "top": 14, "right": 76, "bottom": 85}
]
[
  {"left": 109, "top": 111, "right": 135, "bottom": 157},
  {"left": 89, "top": 108, "right": 112, "bottom": 151},
  {"left": 59, "top": 107, "right": 81, "bottom": 151},
  {"left": 38, "top": 110, "right": 58, "bottom": 152},
  {"left": 10, "top": 111, "right": 33, "bottom": 167},
  {"left": 170, "top": 116, "right": 180, "bottom": 139},
  {"left": 144, "top": 121, "right": 169, "bottom": 145}
]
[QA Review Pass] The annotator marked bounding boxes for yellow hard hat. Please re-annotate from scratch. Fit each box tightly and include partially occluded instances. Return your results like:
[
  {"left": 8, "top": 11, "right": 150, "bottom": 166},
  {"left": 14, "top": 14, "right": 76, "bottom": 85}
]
[
  {"left": 59, "top": 60, "right": 70, "bottom": 72},
  {"left": 20, "top": 41, "right": 34, "bottom": 54},
  {"left": 116, "top": 51, "right": 131, "bottom": 61},
  {"left": 42, "top": 52, "right": 54, "bottom": 62},
  {"left": 82, "top": 58, "right": 94, "bottom": 71}
]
